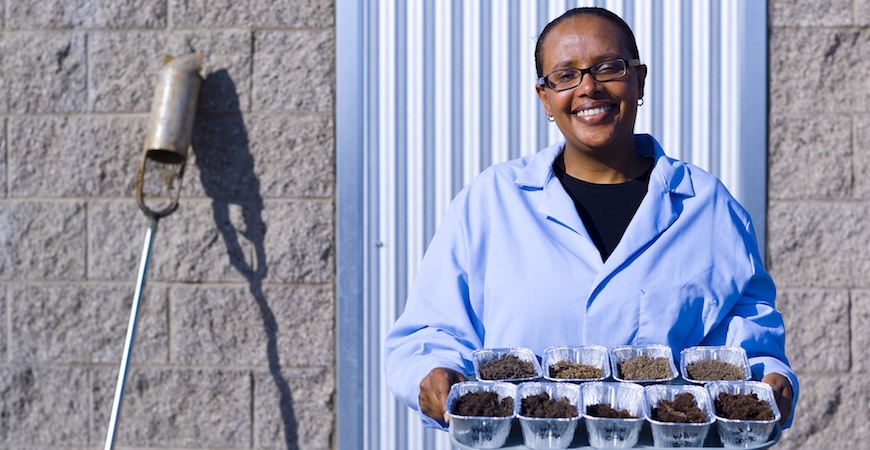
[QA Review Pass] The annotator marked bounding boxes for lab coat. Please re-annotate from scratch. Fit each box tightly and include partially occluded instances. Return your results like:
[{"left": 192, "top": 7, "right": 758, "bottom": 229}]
[{"left": 384, "top": 134, "right": 798, "bottom": 429}]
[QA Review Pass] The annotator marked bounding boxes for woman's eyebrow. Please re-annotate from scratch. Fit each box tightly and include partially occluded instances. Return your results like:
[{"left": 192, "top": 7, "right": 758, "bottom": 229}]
[{"left": 548, "top": 53, "right": 626, "bottom": 70}]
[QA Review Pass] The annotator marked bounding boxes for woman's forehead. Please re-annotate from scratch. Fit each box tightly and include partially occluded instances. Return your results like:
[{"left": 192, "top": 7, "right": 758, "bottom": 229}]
[{"left": 541, "top": 15, "right": 630, "bottom": 66}]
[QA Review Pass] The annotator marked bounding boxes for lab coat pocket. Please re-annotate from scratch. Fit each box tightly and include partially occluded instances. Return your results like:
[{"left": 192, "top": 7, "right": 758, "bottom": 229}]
[{"left": 637, "top": 284, "right": 721, "bottom": 348}]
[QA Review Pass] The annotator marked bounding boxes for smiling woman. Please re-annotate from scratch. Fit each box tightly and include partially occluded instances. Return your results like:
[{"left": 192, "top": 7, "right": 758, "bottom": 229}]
[{"left": 382, "top": 5, "right": 797, "bottom": 436}]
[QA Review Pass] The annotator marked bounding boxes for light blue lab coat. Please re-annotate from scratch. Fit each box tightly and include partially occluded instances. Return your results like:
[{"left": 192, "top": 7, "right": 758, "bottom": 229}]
[{"left": 384, "top": 134, "right": 798, "bottom": 429}]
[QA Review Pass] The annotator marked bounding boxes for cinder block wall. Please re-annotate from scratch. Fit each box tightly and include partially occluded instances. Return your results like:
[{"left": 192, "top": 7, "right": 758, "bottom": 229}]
[
  {"left": 0, "top": 1, "right": 336, "bottom": 449},
  {"left": 768, "top": 0, "right": 870, "bottom": 448}
]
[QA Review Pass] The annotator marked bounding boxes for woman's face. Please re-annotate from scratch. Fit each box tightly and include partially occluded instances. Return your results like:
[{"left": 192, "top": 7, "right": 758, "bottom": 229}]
[{"left": 536, "top": 15, "right": 646, "bottom": 156}]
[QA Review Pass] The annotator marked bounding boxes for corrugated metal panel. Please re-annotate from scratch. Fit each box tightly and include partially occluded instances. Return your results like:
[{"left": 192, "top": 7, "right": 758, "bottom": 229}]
[{"left": 342, "top": 1, "right": 768, "bottom": 449}]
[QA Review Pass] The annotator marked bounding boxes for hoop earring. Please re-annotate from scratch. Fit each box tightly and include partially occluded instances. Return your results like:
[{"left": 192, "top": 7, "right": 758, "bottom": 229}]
[
  {"left": 547, "top": 115, "right": 555, "bottom": 122},
  {"left": 637, "top": 98, "right": 644, "bottom": 106}
]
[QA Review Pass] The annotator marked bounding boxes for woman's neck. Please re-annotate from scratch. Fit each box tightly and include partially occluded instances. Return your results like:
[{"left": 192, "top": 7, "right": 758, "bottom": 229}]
[{"left": 561, "top": 143, "right": 650, "bottom": 184}]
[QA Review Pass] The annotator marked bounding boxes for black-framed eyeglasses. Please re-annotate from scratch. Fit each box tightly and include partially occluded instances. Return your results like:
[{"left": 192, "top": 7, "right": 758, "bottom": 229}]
[{"left": 538, "top": 58, "right": 641, "bottom": 91}]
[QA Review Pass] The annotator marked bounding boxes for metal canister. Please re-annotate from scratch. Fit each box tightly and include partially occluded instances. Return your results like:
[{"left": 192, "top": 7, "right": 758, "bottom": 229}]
[{"left": 142, "top": 53, "right": 204, "bottom": 165}]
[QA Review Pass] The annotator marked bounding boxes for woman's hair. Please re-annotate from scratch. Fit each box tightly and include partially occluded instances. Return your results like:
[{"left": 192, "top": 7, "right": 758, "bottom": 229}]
[{"left": 535, "top": 7, "right": 640, "bottom": 77}]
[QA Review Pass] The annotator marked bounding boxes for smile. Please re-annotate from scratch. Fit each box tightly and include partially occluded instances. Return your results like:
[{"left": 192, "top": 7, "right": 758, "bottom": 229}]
[{"left": 573, "top": 104, "right": 615, "bottom": 117}]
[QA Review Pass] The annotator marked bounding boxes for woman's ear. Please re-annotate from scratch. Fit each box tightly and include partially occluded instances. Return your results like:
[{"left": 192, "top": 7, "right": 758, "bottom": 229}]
[
  {"left": 536, "top": 84, "right": 551, "bottom": 117},
  {"left": 636, "top": 64, "right": 647, "bottom": 101}
]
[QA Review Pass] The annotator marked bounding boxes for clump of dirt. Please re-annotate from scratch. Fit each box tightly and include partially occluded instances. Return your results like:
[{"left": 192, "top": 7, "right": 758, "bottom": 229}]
[
  {"left": 453, "top": 391, "right": 514, "bottom": 417},
  {"left": 479, "top": 354, "right": 535, "bottom": 380},
  {"left": 715, "top": 392, "right": 774, "bottom": 421},
  {"left": 651, "top": 392, "right": 707, "bottom": 423},
  {"left": 618, "top": 355, "right": 671, "bottom": 380},
  {"left": 586, "top": 403, "right": 637, "bottom": 419},
  {"left": 520, "top": 392, "right": 577, "bottom": 419},
  {"left": 686, "top": 360, "right": 744, "bottom": 381},
  {"left": 549, "top": 360, "right": 603, "bottom": 379}
]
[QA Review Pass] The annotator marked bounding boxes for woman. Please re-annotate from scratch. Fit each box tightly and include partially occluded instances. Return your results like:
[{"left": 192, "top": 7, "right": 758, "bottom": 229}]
[{"left": 384, "top": 7, "right": 797, "bottom": 430}]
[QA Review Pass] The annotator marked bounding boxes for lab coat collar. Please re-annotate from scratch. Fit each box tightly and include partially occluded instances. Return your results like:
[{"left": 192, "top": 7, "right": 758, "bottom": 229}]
[
  {"left": 514, "top": 134, "right": 695, "bottom": 198},
  {"left": 514, "top": 134, "right": 697, "bottom": 290}
]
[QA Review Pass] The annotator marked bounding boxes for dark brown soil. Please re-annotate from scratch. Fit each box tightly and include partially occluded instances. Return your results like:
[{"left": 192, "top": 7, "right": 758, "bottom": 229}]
[
  {"left": 617, "top": 355, "right": 671, "bottom": 380},
  {"left": 452, "top": 391, "right": 514, "bottom": 417},
  {"left": 479, "top": 354, "right": 535, "bottom": 380},
  {"left": 651, "top": 392, "right": 707, "bottom": 423},
  {"left": 520, "top": 392, "right": 578, "bottom": 419},
  {"left": 586, "top": 403, "right": 637, "bottom": 419},
  {"left": 715, "top": 392, "right": 774, "bottom": 421},
  {"left": 686, "top": 360, "right": 744, "bottom": 381},
  {"left": 549, "top": 360, "right": 603, "bottom": 379}
]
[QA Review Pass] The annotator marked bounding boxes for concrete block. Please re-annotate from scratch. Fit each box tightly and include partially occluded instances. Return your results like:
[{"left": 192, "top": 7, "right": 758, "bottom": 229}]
[
  {"left": 91, "top": 367, "right": 251, "bottom": 448},
  {"left": 1, "top": 32, "right": 87, "bottom": 114},
  {"left": 8, "top": 283, "right": 168, "bottom": 364},
  {"left": 89, "top": 200, "right": 246, "bottom": 282},
  {"left": 90, "top": 199, "right": 332, "bottom": 283},
  {"left": 769, "top": 0, "right": 853, "bottom": 27},
  {"left": 775, "top": 289, "right": 850, "bottom": 373},
  {"left": 767, "top": 202, "right": 870, "bottom": 288},
  {"left": 7, "top": 116, "right": 146, "bottom": 197},
  {"left": 0, "top": 285, "right": 6, "bottom": 361},
  {"left": 7, "top": 0, "right": 167, "bottom": 29},
  {"left": 768, "top": 115, "right": 852, "bottom": 200},
  {"left": 171, "top": 284, "right": 334, "bottom": 367},
  {"left": 254, "top": 368, "right": 334, "bottom": 449},
  {"left": 1, "top": 120, "right": 6, "bottom": 198},
  {"left": 770, "top": 28, "right": 870, "bottom": 114},
  {"left": 90, "top": 31, "right": 252, "bottom": 113},
  {"left": 253, "top": 30, "right": 335, "bottom": 113},
  {"left": 170, "top": 0, "right": 334, "bottom": 29},
  {"left": 852, "top": 290, "right": 870, "bottom": 373},
  {"left": 0, "top": 201, "right": 86, "bottom": 281},
  {"left": 854, "top": 115, "right": 870, "bottom": 199},
  {"left": 777, "top": 374, "right": 870, "bottom": 450},
  {"left": 89, "top": 31, "right": 164, "bottom": 113},
  {"left": 187, "top": 113, "right": 335, "bottom": 199},
  {"left": 168, "top": 31, "right": 253, "bottom": 113},
  {"left": 859, "top": 0, "right": 870, "bottom": 26},
  {"left": 0, "top": 366, "right": 89, "bottom": 446},
  {"left": 263, "top": 200, "right": 334, "bottom": 284}
]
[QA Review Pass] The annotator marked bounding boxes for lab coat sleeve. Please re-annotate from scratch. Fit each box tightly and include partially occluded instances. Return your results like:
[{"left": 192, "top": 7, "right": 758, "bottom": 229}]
[
  {"left": 383, "top": 199, "right": 483, "bottom": 429},
  {"left": 701, "top": 219, "right": 799, "bottom": 428}
]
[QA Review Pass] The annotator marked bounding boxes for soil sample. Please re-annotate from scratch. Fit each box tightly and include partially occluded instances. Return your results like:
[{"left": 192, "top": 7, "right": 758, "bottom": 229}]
[
  {"left": 586, "top": 403, "right": 637, "bottom": 419},
  {"left": 479, "top": 354, "right": 535, "bottom": 380},
  {"left": 453, "top": 391, "right": 514, "bottom": 417},
  {"left": 651, "top": 392, "right": 707, "bottom": 423},
  {"left": 686, "top": 360, "right": 744, "bottom": 381},
  {"left": 520, "top": 392, "right": 578, "bottom": 419},
  {"left": 618, "top": 355, "right": 671, "bottom": 380},
  {"left": 549, "top": 360, "right": 603, "bottom": 379},
  {"left": 715, "top": 392, "right": 774, "bottom": 421}
]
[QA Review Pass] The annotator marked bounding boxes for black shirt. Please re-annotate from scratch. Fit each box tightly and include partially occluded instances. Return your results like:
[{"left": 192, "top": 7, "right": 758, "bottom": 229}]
[{"left": 554, "top": 155, "right": 653, "bottom": 261}]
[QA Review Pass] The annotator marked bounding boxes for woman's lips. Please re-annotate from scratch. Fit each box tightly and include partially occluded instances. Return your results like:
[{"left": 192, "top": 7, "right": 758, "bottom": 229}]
[{"left": 571, "top": 103, "right": 616, "bottom": 123}]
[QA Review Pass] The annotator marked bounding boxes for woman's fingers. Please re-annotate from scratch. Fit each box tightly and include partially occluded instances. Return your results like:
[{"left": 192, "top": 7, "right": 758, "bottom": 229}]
[{"left": 419, "top": 368, "right": 468, "bottom": 422}]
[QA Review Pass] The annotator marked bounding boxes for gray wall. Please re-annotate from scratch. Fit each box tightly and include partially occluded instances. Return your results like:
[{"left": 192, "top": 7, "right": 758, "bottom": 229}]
[
  {"left": 768, "top": 0, "right": 870, "bottom": 448},
  {"left": 0, "top": 1, "right": 336, "bottom": 449}
]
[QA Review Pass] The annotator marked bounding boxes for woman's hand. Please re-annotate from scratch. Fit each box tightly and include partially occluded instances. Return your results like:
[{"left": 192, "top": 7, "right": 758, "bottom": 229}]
[
  {"left": 419, "top": 368, "right": 468, "bottom": 423},
  {"left": 761, "top": 372, "right": 793, "bottom": 426}
]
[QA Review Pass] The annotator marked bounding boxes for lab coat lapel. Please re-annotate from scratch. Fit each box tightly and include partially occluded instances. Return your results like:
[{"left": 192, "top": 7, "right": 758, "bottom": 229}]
[
  {"left": 516, "top": 142, "right": 604, "bottom": 269},
  {"left": 589, "top": 135, "right": 695, "bottom": 296}
]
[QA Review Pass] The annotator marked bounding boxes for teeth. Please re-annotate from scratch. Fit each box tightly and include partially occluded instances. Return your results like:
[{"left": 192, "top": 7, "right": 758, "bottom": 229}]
[{"left": 574, "top": 105, "right": 613, "bottom": 117}]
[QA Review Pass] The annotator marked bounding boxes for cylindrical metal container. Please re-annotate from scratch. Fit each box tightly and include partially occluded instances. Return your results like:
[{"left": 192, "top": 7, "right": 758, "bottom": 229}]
[{"left": 142, "top": 53, "right": 203, "bottom": 164}]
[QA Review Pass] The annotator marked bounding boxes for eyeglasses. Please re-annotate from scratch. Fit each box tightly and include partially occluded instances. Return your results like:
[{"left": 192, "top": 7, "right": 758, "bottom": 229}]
[{"left": 538, "top": 58, "right": 641, "bottom": 91}]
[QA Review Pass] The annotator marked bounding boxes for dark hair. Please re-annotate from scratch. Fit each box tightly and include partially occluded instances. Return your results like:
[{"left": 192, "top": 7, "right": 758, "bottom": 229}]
[{"left": 535, "top": 7, "right": 640, "bottom": 77}]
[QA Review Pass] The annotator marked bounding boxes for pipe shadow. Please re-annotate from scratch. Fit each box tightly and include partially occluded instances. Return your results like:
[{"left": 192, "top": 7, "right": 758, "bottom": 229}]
[{"left": 191, "top": 69, "right": 299, "bottom": 448}]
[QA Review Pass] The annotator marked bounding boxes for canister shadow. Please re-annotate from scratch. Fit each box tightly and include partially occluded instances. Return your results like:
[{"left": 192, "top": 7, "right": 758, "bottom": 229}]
[{"left": 191, "top": 69, "right": 299, "bottom": 448}]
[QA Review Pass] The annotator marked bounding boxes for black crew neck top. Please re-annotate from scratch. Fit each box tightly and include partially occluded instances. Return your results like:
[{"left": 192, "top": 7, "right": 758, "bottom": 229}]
[{"left": 554, "top": 155, "right": 653, "bottom": 261}]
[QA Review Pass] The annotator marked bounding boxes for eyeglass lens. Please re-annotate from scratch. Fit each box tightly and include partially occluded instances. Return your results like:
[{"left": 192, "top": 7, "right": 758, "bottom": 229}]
[{"left": 545, "top": 59, "right": 628, "bottom": 91}]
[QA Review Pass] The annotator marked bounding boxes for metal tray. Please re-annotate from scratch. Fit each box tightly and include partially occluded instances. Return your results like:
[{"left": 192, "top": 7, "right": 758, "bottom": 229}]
[{"left": 450, "top": 418, "right": 781, "bottom": 449}]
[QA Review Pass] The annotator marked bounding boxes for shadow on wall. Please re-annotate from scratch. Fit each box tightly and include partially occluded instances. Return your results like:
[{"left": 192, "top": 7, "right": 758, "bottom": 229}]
[{"left": 191, "top": 69, "right": 299, "bottom": 448}]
